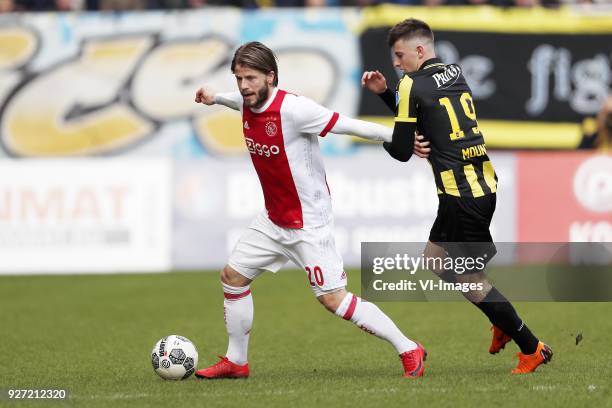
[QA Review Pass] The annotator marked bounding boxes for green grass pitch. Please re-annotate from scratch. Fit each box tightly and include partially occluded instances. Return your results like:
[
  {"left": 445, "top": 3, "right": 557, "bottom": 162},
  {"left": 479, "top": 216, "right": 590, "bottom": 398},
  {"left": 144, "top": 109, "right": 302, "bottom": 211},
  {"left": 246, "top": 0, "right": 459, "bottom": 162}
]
[{"left": 1, "top": 270, "right": 611, "bottom": 407}]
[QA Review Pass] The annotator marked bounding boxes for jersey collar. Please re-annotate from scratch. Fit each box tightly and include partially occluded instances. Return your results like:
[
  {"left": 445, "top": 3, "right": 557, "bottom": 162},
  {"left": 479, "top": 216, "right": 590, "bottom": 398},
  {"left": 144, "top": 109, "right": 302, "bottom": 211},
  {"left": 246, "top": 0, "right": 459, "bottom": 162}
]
[
  {"left": 250, "top": 87, "right": 278, "bottom": 114},
  {"left": 419, "top": 58, "right": 444, "bottom": 71}
]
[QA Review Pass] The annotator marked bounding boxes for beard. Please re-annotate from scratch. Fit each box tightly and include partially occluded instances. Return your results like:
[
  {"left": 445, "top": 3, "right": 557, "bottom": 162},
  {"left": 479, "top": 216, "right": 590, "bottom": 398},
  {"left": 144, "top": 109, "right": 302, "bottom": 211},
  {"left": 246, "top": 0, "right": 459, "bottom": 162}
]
[{"left": 244, "top": 86, "right": 269, "bottom": 108}]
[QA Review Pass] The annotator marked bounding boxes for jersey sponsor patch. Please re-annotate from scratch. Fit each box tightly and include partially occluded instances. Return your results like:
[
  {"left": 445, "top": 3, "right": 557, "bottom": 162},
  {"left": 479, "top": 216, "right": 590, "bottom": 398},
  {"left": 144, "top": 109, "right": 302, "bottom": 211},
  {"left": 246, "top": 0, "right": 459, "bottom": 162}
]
[
  {"left": 245, "top": 137, "right": 280, "bottom": 157},
  {"left": 432, "top": 64, "right": 461, "bottom": 89}
]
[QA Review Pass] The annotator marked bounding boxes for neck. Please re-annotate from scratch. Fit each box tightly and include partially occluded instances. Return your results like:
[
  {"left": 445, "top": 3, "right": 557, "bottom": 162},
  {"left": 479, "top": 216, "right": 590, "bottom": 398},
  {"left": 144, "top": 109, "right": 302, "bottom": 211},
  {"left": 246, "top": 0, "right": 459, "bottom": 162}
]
[{"left": 416, "top": 53, "right": 437, "bottom": 70}]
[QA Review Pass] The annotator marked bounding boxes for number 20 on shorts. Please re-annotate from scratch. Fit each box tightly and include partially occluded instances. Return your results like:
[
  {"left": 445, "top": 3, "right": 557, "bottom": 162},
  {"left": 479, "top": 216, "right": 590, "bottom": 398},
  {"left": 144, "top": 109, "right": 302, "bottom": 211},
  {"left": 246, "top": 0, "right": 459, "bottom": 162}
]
[{"left": 305, "top": 266, "right": 324, "bottom": 287}]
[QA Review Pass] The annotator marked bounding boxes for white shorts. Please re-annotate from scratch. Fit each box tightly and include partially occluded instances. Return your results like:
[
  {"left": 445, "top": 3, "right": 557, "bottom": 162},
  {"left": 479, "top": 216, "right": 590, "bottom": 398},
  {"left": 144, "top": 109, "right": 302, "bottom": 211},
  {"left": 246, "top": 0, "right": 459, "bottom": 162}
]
[{"left": 228, "top": 212, "right": 347, "bottom": 297}]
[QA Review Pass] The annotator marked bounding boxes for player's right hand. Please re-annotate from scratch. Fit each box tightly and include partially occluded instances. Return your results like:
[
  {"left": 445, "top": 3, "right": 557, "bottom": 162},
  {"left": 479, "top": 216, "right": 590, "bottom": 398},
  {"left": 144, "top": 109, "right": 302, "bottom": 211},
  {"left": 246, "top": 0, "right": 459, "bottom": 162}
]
[
  {"left": 195, "top": 87, "right": 215, "bottom": 105},
  {"left": 361, "top": 70, "right": 388, "bottom": 94},
  {"left": 413, "top": 133, "right": 431, "bottom": 158}
]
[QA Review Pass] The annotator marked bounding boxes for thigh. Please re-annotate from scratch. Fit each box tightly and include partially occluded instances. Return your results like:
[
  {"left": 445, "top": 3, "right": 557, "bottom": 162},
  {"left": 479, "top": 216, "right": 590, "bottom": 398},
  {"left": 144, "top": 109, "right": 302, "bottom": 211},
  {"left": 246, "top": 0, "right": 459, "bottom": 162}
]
[
  {"left": 454, "top": 194, "right": 496, "bottom": 243},
  {"left": 429, "top": 195, "right": 497, "bottom": 272},
  {"left": 429, "top": 194, "right": 496, "bottom": 242},
  {"left": 429, "top": 195, "right": 450, "bottom": 244},
  {"left": 228, "top": 226, "right": 289, "bottom": 281},
  {"left": 285, "top": 223, "right": 347, "bottom": 297}
]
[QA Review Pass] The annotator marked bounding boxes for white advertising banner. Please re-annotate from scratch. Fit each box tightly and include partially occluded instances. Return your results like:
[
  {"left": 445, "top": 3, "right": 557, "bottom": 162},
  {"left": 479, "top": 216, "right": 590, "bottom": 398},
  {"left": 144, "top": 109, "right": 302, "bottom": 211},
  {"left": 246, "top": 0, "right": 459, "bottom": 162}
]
[{"left": 0, "top": 159, "right": 172, "bottom": 273}]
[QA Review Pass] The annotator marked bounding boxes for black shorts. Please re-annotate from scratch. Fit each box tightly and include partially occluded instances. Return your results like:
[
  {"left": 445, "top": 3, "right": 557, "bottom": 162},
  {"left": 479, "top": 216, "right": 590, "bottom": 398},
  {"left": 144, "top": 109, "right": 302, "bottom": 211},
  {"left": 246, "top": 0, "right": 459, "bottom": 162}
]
[{"left": 429, "top": 193, "right": 497, "bottom": 272}]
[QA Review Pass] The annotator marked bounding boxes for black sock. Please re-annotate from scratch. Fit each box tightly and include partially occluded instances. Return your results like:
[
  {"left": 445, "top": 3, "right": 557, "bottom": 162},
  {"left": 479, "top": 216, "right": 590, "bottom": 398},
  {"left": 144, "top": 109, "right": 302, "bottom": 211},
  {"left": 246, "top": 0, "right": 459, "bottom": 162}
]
[
  {"left": 472, "top": 300, "right": 499, "bottom": 327},
  {"left": 475, "top": 287, "right": 539, "bottom": 355}
]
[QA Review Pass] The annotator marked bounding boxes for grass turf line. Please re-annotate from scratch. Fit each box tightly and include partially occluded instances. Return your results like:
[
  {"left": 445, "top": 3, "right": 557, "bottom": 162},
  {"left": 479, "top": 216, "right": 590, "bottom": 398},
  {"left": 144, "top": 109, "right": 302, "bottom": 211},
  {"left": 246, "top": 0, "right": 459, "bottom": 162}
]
[{"left": 1, "top": 270, "right": 611, "bottom": 408}]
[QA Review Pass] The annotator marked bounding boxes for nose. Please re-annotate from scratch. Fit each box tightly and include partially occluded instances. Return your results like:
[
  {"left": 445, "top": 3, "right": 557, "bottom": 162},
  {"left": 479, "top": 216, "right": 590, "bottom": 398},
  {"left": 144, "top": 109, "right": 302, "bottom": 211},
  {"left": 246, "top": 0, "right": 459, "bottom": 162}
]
[{"left": 393, "top": 59, "right": 400, "bottom": 68}]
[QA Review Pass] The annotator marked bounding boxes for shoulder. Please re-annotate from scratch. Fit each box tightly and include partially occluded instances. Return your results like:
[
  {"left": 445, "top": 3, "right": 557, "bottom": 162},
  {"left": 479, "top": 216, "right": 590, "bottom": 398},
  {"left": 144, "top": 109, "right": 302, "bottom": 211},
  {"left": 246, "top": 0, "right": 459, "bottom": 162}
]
[
  {"left": 422, "top": 63, "right": 464, "bottom": 90},
  {"left": 279, "top": 92, "right": 322, "bottom": 125},
  {"left": 291, "top": 93, "right": 316, "bottom": 107},
  {"left": 398, "top": 74, "right": 413, "bottom": 86},
  {"left": 285, "top": 93, "right": 327, "bottom": 116},
  {"left": 406, "top": 65, "right": 452, "bottom": 96},
  {"left": 397, "top": 74, "right": 418, "bottom": 98},
  {"left": 279, "top": 91, "right": 299, "bottom": 111}
]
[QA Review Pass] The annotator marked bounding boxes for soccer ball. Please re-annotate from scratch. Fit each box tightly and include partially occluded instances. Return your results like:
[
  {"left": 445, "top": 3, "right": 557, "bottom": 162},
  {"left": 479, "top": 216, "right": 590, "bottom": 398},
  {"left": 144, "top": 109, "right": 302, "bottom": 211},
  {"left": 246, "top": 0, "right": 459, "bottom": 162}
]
[{"left": 151, "top": 335, "right": 198, "bottom": 380}]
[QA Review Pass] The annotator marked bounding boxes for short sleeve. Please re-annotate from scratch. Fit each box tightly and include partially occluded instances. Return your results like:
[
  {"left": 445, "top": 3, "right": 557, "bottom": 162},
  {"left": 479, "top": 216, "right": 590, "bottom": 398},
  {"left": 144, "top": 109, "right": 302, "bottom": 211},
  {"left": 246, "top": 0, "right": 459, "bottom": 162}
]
[
  {"left": 395, "top": 75, "right": 417, "bottom": 123},
  {"left": 292, "top": 96, "right": 339, "bottom": 137}
]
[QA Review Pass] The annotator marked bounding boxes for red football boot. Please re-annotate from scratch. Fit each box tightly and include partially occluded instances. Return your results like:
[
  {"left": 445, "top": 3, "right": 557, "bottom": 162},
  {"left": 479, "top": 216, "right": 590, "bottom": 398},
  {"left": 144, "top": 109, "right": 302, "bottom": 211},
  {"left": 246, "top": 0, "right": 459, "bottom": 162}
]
[
  {"left": 489, "top": 325, "right": 512, "bottom": 354},
  {"left": 400, "top": 344, "right": 427, "bottom": 378},
  {"left": 195, "top": 356, "right": 250, "bottom": 379},
  {"left": 511, "top": 342, "right": 553, "bottom": 374}
]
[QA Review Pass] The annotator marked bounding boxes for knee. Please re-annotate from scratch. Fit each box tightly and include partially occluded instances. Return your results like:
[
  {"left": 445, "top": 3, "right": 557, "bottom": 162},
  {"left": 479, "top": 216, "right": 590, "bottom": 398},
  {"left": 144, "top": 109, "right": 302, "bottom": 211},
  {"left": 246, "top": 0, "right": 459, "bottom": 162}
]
[
  {"left": 463, "top": 290, "right": 487, "bottom": 304},
  {"left": 457, "top": 274, "right": 492, "bottom": 303},
  {"left": 221, "top": 265, "right": 251, "bottom": 287},
  {"left": 317, "top": 289, "right": 347, "bottom": 313}
]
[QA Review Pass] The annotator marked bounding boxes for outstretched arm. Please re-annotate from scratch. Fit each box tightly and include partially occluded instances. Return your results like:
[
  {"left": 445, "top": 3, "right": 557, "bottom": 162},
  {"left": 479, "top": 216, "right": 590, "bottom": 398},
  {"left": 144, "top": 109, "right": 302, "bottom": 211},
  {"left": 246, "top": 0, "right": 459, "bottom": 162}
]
[
  {"left": 331, "top": 115, "right": 392, "bottom": 143},
  {"left": 329, "top": 115, "right": 433, "bottom": 159},
  {"left": 195, "top": 87, "right": 242, "bottom": 111},
  {"left": 291, "top": 94, "right": 432, "bottom": 152},
  {"left": 292, "top": 95, "right": 391, "bottom": 142}
]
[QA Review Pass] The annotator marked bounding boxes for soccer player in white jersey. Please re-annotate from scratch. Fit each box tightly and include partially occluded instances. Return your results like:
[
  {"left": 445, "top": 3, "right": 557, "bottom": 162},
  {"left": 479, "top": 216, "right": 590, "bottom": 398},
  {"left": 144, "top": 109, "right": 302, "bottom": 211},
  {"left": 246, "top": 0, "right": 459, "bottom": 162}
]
[{"left": 193, "top": 41, "right": 426, "bottom": 379}]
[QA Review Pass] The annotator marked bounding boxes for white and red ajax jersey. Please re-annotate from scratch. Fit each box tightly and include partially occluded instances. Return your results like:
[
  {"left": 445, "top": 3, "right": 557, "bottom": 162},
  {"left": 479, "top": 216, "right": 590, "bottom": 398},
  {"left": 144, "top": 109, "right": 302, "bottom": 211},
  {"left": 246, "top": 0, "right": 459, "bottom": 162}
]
[{"left": 216, "top": 88, "right": 338, "bottom": 229}]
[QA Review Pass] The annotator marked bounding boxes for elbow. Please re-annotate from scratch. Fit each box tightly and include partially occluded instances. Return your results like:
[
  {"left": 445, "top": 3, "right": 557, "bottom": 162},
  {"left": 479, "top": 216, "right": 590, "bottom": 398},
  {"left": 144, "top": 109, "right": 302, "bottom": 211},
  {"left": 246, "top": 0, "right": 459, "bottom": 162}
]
[
  {"left": 395, "top": 151, "right": 413, "bottom": 162},
  {"left": 383, "top": 141, "right": 413, "bottom": 162}
]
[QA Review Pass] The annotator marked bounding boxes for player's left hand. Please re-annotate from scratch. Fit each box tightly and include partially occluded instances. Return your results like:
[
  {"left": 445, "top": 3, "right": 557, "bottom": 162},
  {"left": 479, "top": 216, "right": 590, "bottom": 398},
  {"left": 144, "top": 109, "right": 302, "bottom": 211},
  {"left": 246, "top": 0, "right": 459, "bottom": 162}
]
[{"left": 413, "top": 133, "right": 431, "bottom": 158}]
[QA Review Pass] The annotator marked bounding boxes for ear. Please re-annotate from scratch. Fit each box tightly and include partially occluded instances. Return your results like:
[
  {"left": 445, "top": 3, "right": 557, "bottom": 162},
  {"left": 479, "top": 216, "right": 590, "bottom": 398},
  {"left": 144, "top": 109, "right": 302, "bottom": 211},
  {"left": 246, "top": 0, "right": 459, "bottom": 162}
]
[
  {"left": 416, "top": 45, "right": 425, "bottom": 58},
  {"left": 267, "top": 71, "right": 275, "bottom": 86}
]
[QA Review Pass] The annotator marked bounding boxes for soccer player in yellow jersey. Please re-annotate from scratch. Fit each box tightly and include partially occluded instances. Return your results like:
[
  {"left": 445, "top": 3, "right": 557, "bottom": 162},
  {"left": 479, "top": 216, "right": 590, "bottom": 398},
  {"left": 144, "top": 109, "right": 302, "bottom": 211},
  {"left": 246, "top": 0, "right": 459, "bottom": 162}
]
[{"left": 362, "top": 19, "right": 552, "bottom": 374}]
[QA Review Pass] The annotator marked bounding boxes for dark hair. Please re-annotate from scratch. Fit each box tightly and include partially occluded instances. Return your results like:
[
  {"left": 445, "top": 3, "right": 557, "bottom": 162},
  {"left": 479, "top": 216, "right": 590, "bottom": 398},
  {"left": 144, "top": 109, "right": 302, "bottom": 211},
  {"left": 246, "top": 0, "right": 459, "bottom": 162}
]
[
  {"left": 387, "top": 19, "right": 434, "bottom": 47},
  {"left": 231, "top": 41, "right": 279, "bottom": 86}
]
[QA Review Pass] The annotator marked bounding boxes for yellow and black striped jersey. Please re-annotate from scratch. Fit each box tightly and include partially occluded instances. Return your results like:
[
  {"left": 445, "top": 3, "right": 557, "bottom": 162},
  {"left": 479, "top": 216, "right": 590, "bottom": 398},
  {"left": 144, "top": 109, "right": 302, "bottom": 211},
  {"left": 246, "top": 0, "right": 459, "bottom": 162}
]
[{"left": 395, "top": 57, "right": 497, "bottom": 198}]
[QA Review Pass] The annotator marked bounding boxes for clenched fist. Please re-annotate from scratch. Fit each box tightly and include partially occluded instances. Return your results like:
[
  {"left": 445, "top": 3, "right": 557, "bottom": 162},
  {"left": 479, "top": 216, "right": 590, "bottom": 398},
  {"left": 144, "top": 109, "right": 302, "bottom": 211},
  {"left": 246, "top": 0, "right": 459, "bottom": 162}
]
[{"left": 195, "top": 87, "right": 215, "bottom": 105}]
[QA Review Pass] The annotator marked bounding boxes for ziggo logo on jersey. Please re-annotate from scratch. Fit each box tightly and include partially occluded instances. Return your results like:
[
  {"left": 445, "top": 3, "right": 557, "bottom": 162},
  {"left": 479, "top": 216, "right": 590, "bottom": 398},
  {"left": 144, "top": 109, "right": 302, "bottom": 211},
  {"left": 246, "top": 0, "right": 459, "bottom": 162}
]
[{"left": 245, "top": 138, "right": 280, "bottom": 157}]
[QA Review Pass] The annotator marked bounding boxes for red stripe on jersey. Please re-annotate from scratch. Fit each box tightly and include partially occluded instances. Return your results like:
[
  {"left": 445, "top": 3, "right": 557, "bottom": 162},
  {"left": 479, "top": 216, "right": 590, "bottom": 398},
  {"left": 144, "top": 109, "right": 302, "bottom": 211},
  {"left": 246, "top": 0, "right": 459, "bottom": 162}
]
[
  {"left": 224, "top": 289, "right": 251, "bottom": 300},
  {"left": 319, "top": 112, "right": 339, "bottom": 137},
  {"left": 343, "top": 294, "right": 358, "bottom": 320},
  {"left": 242, "top": 90, "right": 304, "bottom": 229}
]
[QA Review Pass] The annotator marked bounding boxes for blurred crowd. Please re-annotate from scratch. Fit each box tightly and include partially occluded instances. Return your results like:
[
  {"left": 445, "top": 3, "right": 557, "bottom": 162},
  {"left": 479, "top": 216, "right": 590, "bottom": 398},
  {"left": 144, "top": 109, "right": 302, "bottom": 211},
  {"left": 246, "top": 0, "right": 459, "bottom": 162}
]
[{"left": 0, "top": 0, "right": 608, "bottom": 13}]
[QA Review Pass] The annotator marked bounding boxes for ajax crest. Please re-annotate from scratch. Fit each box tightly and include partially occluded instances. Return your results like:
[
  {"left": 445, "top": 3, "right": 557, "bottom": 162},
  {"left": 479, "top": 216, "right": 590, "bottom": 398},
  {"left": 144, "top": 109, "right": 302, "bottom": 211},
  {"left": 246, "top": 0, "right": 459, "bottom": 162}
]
[{"left": 265, "top": 121, "right": 278, "bottom": 137}]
